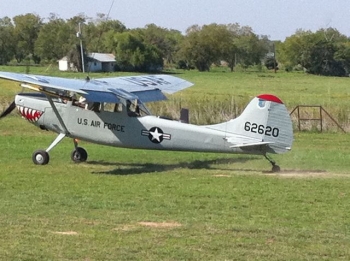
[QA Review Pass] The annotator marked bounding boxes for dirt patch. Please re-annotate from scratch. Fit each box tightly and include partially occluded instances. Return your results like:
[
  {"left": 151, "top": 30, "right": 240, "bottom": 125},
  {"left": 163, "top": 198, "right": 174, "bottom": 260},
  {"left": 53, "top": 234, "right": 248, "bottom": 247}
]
[
  {"left": 213, "top": 174, "right": 231, "bottom": 177},
  {"left": 138, "top": 221, "right": 182, "bottom": 228},
  {"left": 52, "top": 231, "right": 78, "bottom": 235},
  {"left": 264, "top": 170, "right": 350, "bottom": 178},
  {"left": 112, "top": 224, "right": 138, "bottom": 231}
]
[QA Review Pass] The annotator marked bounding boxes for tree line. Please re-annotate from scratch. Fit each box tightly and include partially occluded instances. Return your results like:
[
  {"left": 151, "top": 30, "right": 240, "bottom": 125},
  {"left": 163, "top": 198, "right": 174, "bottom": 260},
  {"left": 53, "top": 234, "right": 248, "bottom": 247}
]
[{"left": 0, "top": 13, "right": 350, "bottom": 76}]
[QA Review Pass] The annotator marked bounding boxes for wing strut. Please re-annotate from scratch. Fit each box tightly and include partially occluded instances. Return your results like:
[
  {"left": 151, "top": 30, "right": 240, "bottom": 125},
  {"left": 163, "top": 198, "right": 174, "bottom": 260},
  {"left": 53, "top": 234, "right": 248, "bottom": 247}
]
[{"left": 45, "top": 94, "right": 69, "bottom": 134}]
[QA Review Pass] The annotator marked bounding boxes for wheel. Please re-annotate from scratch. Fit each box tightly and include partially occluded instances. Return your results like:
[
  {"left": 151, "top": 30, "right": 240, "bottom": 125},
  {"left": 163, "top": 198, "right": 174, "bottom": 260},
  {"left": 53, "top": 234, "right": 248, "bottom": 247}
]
[
  {"left": 32, "top": 150, "right": 50, "bottom": 165},
  {"left": 71, "top": 147, "right": 88, "bottom": 163},
  {"left": 272, "top": 164, "right": 281, "bottom": 173}
]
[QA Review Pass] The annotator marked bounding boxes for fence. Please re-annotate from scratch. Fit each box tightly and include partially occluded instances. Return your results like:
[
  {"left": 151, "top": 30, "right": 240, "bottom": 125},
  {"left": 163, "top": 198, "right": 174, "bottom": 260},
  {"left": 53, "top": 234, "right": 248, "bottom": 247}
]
[{"left": 290, "top": 105, "right": 346, "bottom": 133}]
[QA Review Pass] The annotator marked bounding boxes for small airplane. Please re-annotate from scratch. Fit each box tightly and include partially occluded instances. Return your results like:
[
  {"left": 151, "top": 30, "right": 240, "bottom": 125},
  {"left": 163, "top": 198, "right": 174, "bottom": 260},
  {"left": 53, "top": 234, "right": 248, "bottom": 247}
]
[{"left": 0, "top": 71, "right": 293, "bottom": 172}]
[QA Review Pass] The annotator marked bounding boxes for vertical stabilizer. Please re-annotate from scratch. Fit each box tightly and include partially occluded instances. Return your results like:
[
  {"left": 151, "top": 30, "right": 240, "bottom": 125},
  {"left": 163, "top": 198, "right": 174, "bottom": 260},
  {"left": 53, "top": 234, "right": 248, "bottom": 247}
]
[{"left": 208, "top": 94, "right": 293, "bottom": 154}]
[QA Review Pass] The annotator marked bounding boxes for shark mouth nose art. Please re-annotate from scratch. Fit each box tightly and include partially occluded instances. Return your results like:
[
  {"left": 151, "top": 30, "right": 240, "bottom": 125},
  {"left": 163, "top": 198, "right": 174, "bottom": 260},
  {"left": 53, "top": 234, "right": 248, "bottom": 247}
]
[{"left": 17, "top": 106, "right": 43, "bottom": 122}]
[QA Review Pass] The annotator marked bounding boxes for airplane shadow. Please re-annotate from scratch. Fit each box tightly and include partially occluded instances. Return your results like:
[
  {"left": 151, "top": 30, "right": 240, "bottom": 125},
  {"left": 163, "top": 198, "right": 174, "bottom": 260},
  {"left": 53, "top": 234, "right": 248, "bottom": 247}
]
[{"left": 88, "top": 156, "right": 260, "bottom": 176}]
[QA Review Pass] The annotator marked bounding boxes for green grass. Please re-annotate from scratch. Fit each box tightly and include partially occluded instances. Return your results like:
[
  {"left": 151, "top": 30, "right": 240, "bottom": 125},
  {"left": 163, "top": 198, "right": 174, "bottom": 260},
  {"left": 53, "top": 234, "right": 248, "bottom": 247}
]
[
  {"left": 1, "top": 67, "right": 350, "bottom": 260},
  {"left": 1, "top": 117, "right": 350, "bottom": 260}
]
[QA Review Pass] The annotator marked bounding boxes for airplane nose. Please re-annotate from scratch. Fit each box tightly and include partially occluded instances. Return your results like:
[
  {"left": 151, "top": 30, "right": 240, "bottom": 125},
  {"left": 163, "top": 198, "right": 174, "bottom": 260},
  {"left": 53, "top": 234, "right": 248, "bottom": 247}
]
[{"left": 17, "top": 105, "right": 44, "bottom": 123}]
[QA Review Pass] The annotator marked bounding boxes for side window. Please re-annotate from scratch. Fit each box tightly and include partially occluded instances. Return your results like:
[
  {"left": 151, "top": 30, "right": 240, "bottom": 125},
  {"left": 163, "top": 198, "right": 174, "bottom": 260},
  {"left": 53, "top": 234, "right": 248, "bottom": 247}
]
[
  {"left": 87, "top": 102, "right": 101, "bottom": 112},
  {"left": 114, "top": 103, "right": 123, "bottom": 112},
  {"left": 103, "top": 103, "right": 122, "bottom": 113}
]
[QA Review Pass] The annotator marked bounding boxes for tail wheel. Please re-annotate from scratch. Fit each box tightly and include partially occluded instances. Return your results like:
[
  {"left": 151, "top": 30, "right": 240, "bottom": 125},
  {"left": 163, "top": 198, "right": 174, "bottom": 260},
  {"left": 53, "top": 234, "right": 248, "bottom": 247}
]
[
  {"left": 32, "top": 150, "right": 50, "bottom": 165},
  {"left": 71, "top": 147, "right": 88, "bottom": 163},
  {"left": 272, "top": 164, "right": 281, "bottom": 173}
]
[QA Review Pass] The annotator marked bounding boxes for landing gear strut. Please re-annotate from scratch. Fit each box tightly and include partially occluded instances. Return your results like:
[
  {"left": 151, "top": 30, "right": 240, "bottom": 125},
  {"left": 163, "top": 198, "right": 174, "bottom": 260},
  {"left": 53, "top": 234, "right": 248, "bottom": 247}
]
[
  {"left": 264, "top": 154, "right": 280, "bottom": 173},
  {"left": 31, "top": 135, "right": 88, "bottom": 165},
  {"left": 31, "top": 133, "right": 66, "bottom": 165}
]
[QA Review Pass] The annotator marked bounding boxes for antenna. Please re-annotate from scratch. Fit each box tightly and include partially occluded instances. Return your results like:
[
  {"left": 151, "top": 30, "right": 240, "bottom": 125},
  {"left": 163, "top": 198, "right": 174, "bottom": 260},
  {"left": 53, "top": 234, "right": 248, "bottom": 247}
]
[
  {"left": 107, "top": 0, "right": 115, "bottom": 18},
  {"left": 323, "top": 20, "right": 335, "bottom": 42}
]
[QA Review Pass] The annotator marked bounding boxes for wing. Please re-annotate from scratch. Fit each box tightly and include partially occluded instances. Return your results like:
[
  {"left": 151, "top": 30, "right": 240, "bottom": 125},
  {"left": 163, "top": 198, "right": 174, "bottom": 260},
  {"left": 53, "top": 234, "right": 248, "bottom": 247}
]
[{"left": 0, "top": 72, "right": 193, "bottom": 103}]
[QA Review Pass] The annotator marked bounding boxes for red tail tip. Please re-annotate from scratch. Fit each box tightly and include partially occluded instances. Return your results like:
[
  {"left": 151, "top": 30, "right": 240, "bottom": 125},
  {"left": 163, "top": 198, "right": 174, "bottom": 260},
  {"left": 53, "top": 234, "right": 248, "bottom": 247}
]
[{"left": 257, "top": 94, "right": 283, "bottom": 104}]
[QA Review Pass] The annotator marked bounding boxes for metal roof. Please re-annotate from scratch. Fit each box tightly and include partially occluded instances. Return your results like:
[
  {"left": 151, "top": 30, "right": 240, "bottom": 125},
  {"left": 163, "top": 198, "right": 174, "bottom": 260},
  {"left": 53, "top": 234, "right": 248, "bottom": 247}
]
[{"left": 89, "top": 53, "right": 115, "bottom": 62}]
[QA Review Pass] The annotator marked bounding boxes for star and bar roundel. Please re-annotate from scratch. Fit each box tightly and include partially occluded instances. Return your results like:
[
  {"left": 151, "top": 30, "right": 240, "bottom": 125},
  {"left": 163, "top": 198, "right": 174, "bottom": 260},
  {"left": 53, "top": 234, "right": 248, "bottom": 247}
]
[{"left": 141, "top": 127, "right": 171, "bottom": 144}]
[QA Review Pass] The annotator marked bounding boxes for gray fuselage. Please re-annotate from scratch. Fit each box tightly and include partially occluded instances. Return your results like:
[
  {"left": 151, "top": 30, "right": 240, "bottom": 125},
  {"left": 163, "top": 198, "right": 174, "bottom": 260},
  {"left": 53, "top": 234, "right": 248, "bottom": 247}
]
[{"left": 15, "top": 93, "right": 255, "bottom": 155}]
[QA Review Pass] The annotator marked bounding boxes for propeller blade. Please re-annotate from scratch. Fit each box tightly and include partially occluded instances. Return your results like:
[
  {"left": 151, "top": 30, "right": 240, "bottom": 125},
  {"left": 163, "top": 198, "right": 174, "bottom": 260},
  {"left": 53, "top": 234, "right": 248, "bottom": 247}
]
[{"left": 0, "top": 101, "right": 16, "bottom": 119}]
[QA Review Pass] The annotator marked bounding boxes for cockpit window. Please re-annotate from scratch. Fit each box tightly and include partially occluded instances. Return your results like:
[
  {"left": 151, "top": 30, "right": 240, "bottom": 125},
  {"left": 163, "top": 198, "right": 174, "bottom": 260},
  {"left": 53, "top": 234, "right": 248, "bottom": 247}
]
[
  {"left": 127, "top": 101, "right": 140, "bottom": 117},
  {"left": 127, "top": 100, "right": 150, "bottom": 117}
]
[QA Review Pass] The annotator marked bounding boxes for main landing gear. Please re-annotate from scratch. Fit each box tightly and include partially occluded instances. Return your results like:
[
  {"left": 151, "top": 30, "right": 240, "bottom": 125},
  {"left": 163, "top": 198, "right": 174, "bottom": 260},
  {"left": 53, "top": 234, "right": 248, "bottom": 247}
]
[
  {"left": 31, "top": 133, "right": 88, "bottom": 165},
  {"left": 264, "top": 154, "right": 281, "bottom": 173},
  {"left": 71, "top": 139, "right": 88, "bottom": 163}
]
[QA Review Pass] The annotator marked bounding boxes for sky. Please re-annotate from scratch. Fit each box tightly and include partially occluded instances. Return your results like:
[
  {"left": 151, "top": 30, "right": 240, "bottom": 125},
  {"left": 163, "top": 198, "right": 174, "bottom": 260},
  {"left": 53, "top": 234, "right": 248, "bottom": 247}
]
[{"left": 1, "top": 0, "right": 349, "bottom": 41}]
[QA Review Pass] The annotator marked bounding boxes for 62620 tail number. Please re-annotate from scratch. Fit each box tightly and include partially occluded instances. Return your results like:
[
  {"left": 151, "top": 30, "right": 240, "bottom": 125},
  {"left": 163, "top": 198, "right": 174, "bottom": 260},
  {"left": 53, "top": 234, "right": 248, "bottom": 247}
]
[{"left": 244, "top": 122, "right": 279, "bottom": 137}]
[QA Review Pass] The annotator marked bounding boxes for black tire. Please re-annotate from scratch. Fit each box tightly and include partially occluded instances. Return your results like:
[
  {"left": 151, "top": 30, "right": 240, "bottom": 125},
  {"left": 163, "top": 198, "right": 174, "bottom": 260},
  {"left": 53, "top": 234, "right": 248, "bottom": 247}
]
[
  {"left": 32, "top": 150, "right": 50, "bottom": 165},
  {"left": 71, "top": 147, "right": 88, "bottom": 163}
]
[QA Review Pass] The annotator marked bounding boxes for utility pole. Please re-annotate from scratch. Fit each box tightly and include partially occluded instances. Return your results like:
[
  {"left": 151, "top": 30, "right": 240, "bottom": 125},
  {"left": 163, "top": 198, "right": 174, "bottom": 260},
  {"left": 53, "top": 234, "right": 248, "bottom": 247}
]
[
  {"left": 273, "top": 42, "right": 277, "bottom": 73},
  {"left": 77, "top": 23, "right": 85, "bottom": 73}
]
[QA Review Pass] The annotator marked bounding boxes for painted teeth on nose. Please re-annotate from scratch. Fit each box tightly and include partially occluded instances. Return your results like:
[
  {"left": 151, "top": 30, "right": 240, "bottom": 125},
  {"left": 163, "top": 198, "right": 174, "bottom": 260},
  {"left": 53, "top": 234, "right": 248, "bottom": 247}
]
[
  {"left": 16, "top": 106, "right": 43, "bottom": 122},
  {"left": 18, "top": 106, "right": 24, "bottom": 115}
]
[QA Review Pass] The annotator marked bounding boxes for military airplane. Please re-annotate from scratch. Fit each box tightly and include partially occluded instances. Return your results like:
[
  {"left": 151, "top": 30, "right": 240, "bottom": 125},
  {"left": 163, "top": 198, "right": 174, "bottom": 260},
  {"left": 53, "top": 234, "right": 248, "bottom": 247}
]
[{"left": 0, "top": 71, "right": 293, "bottom": 172}]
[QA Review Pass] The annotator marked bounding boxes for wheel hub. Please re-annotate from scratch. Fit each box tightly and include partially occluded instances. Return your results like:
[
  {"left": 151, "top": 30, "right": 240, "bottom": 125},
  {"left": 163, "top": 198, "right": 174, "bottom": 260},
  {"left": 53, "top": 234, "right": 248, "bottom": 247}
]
[{"left": 35, "top": 154, "right": 44, "bottom": 163}]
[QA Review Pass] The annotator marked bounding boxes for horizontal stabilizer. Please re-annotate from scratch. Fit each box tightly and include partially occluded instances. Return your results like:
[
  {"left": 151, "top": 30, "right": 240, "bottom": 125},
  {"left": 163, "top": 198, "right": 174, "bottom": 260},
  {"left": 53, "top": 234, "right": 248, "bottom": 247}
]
[{"left": 230, "top": 141, "right": 273, "bottom": 148}]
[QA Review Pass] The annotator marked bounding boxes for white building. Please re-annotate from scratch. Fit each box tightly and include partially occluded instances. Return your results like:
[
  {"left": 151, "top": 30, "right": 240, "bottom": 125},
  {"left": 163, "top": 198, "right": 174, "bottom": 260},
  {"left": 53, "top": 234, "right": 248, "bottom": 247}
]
[
  {"left": 58, "top": 56, "right": 71, "bottom": 71},
  {"left": 58, "top": 53, "right": 116, "bottom": 72},
  {"left": 88, "top": 53, "right": 116, "bottom": 72}
]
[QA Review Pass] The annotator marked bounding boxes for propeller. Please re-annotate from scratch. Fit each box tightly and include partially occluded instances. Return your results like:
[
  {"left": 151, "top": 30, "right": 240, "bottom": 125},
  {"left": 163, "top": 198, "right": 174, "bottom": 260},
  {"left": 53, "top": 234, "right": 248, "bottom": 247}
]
[{"left": 0, "top": 100, "right": 16, "bottom": 119}]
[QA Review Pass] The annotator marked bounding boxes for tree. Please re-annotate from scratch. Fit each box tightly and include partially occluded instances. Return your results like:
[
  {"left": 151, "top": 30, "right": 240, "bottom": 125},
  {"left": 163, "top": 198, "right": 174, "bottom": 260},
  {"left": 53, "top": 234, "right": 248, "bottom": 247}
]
[
  {"left": 335, "top": 42, "right": 350, "bottom": 75},
  {"left": 278, "top": 29, "right": 314, "bottom": 69},
  {"left": 135, "top": 24, "right": 183, "bottom": 66},
  {"left": 279, "top": 28, "right": 350, "bottom": 76},
  {"left": 113, "top": 32, "right": 163, "bottom": 72},
  {"left": 84, "top": 14, "right": 126, "bottom": 53},
  {"left": 0, "top": 17, "right": 15, "bottom": 64},
  {"left": 179, "top": 23, "right": 269, "bottom": 72},
  {"left": 234, "top": 33, "right": 268, "bottom": 69},
  {"left": 35, "top": 13, "right": 75, "bottom": 62},
  {"left": 179, "top": 24, "right": 228, "bottom": 71},
  {"left": 13, "top": 13, "right": 42, "bottom": 63},
  {"left": 221, "top": 23, "right": 268, "bottom": 72},
  {"left": 308, "top": 40, "right": 345, "bottom": 76}
]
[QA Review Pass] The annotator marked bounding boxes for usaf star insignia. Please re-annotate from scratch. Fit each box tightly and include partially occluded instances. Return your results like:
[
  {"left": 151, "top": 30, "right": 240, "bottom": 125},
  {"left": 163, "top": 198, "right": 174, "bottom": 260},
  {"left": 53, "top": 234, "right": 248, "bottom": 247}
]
[{"left": 141, "top": 127, "right": 171, "bottom": 143}]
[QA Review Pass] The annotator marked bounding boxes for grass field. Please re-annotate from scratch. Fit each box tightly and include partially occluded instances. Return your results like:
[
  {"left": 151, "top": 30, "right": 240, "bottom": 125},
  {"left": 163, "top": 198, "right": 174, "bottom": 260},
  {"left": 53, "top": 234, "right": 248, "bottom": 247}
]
[{"left": 1, "top": 67, "right": 350, "bottom": 260}]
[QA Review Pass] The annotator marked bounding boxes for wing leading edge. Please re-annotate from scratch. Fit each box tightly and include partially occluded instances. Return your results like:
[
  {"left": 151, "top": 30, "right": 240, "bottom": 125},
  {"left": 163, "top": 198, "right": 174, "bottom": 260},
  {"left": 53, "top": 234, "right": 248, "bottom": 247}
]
[{"left": 0, "top": 72, "right": 193, "bottom": 103}]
